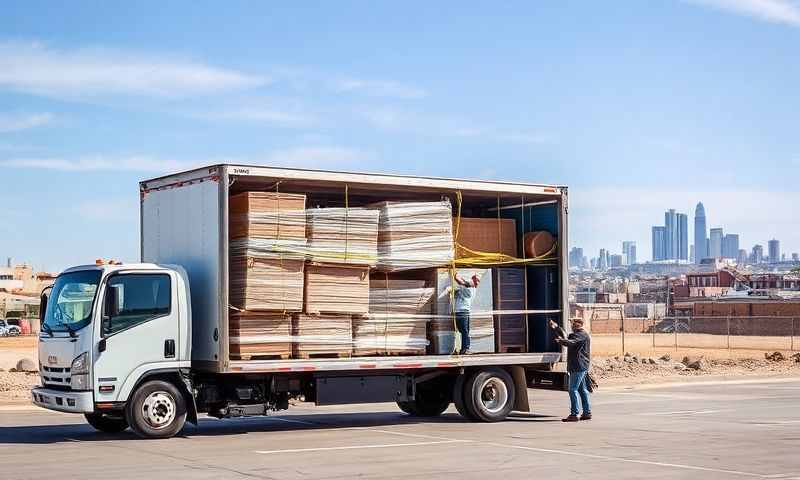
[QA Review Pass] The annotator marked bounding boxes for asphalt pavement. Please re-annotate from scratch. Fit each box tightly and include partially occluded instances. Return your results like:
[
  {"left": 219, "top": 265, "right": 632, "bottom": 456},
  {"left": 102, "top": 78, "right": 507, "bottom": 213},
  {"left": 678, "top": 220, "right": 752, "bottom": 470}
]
[{"left": 2, "top": 377, "right": 800, "bottom": 479}]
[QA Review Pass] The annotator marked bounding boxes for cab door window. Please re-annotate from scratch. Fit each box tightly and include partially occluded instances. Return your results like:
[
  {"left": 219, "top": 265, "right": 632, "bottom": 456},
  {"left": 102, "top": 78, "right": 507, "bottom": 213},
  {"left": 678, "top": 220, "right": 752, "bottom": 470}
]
[{"left": 103, "top": 274, "right": 171, "bottom": 336}]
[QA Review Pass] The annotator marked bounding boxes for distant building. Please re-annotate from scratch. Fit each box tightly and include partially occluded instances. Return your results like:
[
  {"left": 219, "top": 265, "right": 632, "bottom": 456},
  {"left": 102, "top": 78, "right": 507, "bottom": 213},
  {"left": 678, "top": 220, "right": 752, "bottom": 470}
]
[
  {"left": 622, "top": 241, "right": 637, "bottom": 265},
  {"left": 694, "top": 202, "right": 708, "bottom": 264},
  {"left": 652, "top": 226, "right": 666, "bottom": 261},
  {"left": 677, "top": 213, "right": 688, "bottom": 260},
  {"left": 569, "top": 247, "right": 584, "bottom": 268},
  {"left": 722, "top": 234, "right": 739, "bottom": 259},
  {"left": 709, "top": 228, "right": 723, "bottom": 258},
  {"left": 751, "top": 244, "right": 764, "bottom": 264},
  {"left": 768, "top": 239, "right": 780, "bottom": 264},
  {"left": 793, "top": 253, "right": 799, "bottom": 262},
  {"left": 598, "top": 249, "right": 608, "bottom": 270},
  {"left": 609, "top": 254, "right": 623, "bottom": 268},
  {"left": 737, "top": 249, "right": 748, "bottom": 265}
]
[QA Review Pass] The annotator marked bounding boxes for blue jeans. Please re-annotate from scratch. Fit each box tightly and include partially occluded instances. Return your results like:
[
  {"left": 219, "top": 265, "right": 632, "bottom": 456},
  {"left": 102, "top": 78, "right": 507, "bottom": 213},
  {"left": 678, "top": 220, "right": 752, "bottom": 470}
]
[
  {"left": 568, "top": 370, "right": 591, "bottom": 416},
  {"left": 456, "top": 312, "right": 470, "bottom": 353}
]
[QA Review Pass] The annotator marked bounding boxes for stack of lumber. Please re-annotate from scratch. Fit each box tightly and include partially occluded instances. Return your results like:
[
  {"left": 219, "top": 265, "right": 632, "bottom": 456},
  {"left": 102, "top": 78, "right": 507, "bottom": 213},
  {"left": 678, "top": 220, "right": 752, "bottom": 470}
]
[
  {"left": 291, "top": 314, "right": 353, "bottom": 358},
  {"left": 306, "top": 207, "right": 379, "bottom": 266},
  {"left": 353, "top": 278, "right": 434, "bottom": 356},
  {"left": 229, "top": 313, "right": 292, "bottom": 360},
  {"left": 304, "top": 265, "right": 370, "bottom": 315},
  {"left": 429, "top": 268, "right": 495, "bottom": 354},
  {"left": 372, "top": 201, "right": 454, "bottom": 271},
  {"left": 454, "top": 218, "right": 517, "bottom": 258},
  {"left": 229, "top": 192, "right": 307, "bottom": 312}
]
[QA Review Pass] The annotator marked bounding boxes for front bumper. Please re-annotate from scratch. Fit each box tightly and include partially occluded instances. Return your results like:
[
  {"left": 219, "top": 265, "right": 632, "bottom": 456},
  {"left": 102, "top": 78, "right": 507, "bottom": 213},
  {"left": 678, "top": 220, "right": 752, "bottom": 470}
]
[{"left": 31, "top": 387, "right": 94, "bottom": 414}]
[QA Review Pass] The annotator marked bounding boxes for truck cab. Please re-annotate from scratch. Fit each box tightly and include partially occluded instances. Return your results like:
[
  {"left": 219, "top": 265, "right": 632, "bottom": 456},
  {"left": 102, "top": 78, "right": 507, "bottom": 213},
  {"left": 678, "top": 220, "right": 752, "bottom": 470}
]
[{"left": 33, "top": 263, "right": 193, "bottom": 437}]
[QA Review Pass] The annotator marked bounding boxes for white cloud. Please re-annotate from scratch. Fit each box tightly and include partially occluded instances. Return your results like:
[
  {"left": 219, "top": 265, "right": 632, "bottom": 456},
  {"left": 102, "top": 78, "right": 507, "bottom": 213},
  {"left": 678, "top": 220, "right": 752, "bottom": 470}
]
[
  {"left": 0, "top": 41, "right": 266, "bottom": 99},
  {"left": 0, "top": 146, "right": 370, "bottom": 173},
  {"left": 0, "top": 112, "right": 54, "bottom": 132},
  {"left": 190, "top": 107, "right": 314, "bottom": 127},
  {"left": 73, "top": 198, "right": 138, "bottom": 222},
  {"left": 683, "top": 0, "right": 800, "bottom": 27},
  {"left": 335, "top": 79, "right": 428, "bottom": 99}
]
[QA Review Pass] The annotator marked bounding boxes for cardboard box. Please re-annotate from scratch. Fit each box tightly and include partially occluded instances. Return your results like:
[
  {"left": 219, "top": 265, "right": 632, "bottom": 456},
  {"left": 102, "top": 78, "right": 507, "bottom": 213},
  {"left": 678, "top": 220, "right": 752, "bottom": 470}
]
[
  {"left": 229, "top": 313, "right": 292, "bottom": 359},
  {"left": 229, "top": 258, "right": 304, "bottom": 312},
  {"left": 454, "top": 217, "right": 517, "bottom": 258},
  {"left": 306, "top": 207, "right": 379, "bottom": 266},
  {"left": 292, "top": 314, "right": 352, "bottom": 358}
]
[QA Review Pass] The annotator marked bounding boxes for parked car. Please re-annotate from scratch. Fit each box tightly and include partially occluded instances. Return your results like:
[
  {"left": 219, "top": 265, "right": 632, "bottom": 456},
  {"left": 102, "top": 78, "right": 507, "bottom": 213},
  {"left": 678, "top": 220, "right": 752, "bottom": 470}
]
[{"left": 0, "top": 319, "right": 21, "bottom": 336}]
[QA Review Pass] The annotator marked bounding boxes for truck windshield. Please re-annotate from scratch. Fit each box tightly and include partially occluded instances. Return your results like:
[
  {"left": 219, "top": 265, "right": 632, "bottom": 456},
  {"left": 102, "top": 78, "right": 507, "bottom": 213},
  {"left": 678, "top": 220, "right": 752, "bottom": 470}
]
[{"left": 43, "top": 270, "right": 102, "bottom": 333}]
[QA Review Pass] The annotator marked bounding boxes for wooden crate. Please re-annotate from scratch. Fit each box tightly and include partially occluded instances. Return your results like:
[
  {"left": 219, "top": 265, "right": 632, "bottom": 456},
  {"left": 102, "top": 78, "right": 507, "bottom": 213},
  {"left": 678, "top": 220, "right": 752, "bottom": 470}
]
[
  {"left": 229, "top": 313, "right": 292, "bottom": 360},
  {"left": 454, "top": 217, "right": 517, "bottom": 258},
  {"left": 304, "top": 265, "right": 369, "bottom": 315},
  {"left": 291, "top": 314, "right": 352, "bottom": 358},
  {"left": 229, "top": 258, "right": 304, "bottom": 312}
]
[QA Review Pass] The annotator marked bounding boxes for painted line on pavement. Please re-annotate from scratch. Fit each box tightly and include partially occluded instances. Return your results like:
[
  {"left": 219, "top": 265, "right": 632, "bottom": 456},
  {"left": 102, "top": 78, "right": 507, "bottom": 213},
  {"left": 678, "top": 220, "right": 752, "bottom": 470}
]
[
  {"left": 637, "top": 409, "right": 731, "bottom": 416},
  {"left": 255, "top": 439, "right": 470, "bottom": 455},
  {"left": 483, "top": 442, "right": 783, "bottom": 478}
]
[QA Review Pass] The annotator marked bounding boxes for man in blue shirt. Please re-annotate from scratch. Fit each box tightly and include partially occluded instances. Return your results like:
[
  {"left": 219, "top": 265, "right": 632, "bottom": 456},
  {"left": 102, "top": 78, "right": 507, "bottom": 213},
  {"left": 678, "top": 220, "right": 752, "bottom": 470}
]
[{"left": 453, "top": 274, "right": 480, "bottom": 355}]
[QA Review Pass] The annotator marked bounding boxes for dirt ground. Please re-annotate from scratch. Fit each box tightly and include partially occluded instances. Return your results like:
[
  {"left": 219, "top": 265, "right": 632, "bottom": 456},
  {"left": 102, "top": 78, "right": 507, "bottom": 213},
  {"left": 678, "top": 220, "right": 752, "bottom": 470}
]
[
  {"left": 0, "top": 336, "right": 37, "bottom": 371},
  {"left": 592, "top": 333, "right": 799, "bottom": 359}
]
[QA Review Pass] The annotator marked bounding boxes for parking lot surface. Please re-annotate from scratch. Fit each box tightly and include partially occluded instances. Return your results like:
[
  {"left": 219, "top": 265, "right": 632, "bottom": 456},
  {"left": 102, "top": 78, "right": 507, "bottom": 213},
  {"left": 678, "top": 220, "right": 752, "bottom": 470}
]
[{"left": 2, "top": 377, "right": 800, "bottom": 479}]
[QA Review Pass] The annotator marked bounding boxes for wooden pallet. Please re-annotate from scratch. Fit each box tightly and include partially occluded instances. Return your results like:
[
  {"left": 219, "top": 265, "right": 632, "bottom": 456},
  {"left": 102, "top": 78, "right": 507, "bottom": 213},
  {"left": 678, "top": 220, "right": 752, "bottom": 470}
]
[
  {"left": 230, "top": 353, "right": 291, "bottom": 361},
  {"left": 294, "top": 351, "right": 352, "bottom": 359}
]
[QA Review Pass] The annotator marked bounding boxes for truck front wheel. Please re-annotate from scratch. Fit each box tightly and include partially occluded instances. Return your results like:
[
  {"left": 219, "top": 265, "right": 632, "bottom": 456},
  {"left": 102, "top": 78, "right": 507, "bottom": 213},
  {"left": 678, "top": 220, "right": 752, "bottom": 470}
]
[
  {"left": 84, "top": 413, "right": 128, "bottom": 433},
  {"left": 127, "top": 380, "right": 187, "bottom": 439}
]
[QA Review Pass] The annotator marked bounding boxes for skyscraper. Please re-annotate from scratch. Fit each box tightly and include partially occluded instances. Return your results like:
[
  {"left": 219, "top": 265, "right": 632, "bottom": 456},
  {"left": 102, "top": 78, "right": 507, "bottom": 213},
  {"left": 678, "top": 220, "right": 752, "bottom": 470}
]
[
  {"left": 737, "top": 249, "right": 748, "bottom": 265},
  {"left": 622, "top": 241, "right": 637, "bottom": 265},
  {"left": 664, "top": 209, "right": 677, "bottom": 260},
  {"left": 722, "top": 234, "right": 740, "bottom": 259},
  {"left": 598, "top": 248, "right": 608, "bottom": 270},
  {"left": 652, "top": 226, "right": 666, "bottom": 261},
  {"left": 677, "top": 213, "right": 688, "bottom": 260},
  {"left": 768, "top": 239, "right": 780, "bottom": 263},
  {"left": 569, "top": 247, "right": 584, "bottom": 268},
  {"left": 752, "top": 244, "right": 764, "bottom": 264},
  {"left": 693, "top": 202, "right": 707, "bottom": 264},
  {"left": 709, "top": 228, "right": 723, "bottom": 258}
]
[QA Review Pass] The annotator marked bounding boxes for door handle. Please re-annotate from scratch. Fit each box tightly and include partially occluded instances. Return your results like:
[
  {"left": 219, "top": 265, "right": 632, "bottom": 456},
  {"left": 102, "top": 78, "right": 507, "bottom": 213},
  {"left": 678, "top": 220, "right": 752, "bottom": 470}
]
[{"left": 164, "top": 339, "right": 176, "bottom": 359}]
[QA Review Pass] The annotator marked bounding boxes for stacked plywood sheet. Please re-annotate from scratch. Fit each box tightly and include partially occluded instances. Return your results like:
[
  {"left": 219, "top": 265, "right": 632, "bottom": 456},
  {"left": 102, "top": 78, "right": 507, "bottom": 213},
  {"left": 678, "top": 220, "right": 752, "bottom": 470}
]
[
  {"left": 229, "top": 313, "right": 292, "bottom": 360},
  {"left": 429, "top": 268, "right": 495, "bottom": 354},
  {"left": 306, "top": 207, "right": 379, "bottom": 266},
  {"left": 372, "top": 201, "right": 454, "bottom": 271},
  {"left": 291, "top": 314, "right": 353, "bottom": 358},
  {"left": 229, "top": 192, "right": 307, "bottom": 312},
  {"left": 454, "top": 218, "right": 517, "bottom": 258},
  {"left": 304, "top": 265, "right": 370, "bottom": 315},
  {"left": 353, "top": 277, "right": 434, "bottom": 356}
]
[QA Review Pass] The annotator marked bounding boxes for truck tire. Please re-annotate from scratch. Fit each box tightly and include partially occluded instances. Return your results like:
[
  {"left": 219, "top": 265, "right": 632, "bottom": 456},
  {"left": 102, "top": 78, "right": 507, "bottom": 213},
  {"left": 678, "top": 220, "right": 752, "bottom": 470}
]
[
  {"left": 396, "top": 401, "right": 418, "bottom": 415},
  {"left": 126, "top": 380, "right": 187, "bottom": 439},
  {"left": 84, "top": 413, "right": 129, "bottom": 433},
  {"left": 463, "top": 368, "right": 515, "bottom": 422},
  {"left": 452, "top": 374, "right": 475, "bottom": 421},
  {"left": 398, "top": 383, "right": 450, "bottom": 417}
]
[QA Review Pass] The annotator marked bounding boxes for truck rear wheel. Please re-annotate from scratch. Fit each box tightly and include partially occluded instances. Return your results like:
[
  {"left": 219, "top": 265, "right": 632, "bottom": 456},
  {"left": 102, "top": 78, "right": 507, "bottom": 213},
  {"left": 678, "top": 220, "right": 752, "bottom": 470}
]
[
  {"left": 463, "top": 368, "right": 515, "bottom": 422},
  {"left": 84, "top": 413, "right": 128, "bottom": 433},
  {"left": 397, "top": 381, "right": 451, "bottom": 417},
  {"left": 453, "top": 374, "right": 475, "bottom": 421},
  {"left": 127, "top": 380, "right": 187, "bottom": 439}
]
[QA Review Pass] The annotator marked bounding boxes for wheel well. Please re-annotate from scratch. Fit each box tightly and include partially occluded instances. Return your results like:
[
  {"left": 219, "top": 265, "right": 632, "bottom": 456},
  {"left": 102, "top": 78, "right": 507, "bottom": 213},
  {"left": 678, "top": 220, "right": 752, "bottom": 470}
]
[{"left": 130, "top": 370, "right": 197, "bottom": 425}]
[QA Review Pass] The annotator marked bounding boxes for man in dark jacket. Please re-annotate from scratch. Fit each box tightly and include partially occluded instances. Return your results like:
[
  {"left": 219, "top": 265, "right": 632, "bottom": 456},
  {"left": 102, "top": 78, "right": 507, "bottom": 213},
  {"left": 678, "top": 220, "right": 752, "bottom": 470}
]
[{"left": 551, "top": 318, "right": 592, "bottom": 422}]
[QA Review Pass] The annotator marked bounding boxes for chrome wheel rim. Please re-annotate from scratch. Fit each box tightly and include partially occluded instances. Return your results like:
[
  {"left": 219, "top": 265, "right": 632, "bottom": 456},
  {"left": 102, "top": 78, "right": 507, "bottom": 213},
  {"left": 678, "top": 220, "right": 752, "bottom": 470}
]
[
  {"left": 479, "top": 377, "right": 508, "bottom": 414},
  {"left": 142, "top": 391, "right": 176, "bottom": 429}
]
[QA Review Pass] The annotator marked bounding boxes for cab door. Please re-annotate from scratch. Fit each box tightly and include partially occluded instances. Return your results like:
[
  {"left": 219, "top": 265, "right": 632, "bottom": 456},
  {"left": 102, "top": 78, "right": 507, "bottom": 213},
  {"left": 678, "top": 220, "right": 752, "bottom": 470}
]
[{"left": 93, "top": 271, "right": 181, "bottom": 402}]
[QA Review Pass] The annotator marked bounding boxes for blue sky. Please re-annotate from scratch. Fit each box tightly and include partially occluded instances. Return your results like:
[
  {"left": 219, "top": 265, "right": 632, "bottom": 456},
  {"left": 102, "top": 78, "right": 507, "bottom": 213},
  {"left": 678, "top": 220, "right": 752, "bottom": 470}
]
[{"left": 1, "top": 0, "right": 798, "bottom": 271}]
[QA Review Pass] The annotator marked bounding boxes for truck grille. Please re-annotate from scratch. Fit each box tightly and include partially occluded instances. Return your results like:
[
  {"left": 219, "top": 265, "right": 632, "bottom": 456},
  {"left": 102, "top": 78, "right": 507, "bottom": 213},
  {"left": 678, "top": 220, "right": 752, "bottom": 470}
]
[{"left": 41, "top": 366, "right": 71, "bottom": 390}]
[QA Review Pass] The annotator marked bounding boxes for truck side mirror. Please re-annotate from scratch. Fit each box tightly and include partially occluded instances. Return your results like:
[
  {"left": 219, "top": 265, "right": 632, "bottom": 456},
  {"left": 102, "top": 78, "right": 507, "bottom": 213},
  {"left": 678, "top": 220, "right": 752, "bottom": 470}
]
[
  {"left": 103, "top": 285, "right": 120, "bottom": 335},
  {"left": 39, "top": 286, "right": 52, "bottom": 324}
]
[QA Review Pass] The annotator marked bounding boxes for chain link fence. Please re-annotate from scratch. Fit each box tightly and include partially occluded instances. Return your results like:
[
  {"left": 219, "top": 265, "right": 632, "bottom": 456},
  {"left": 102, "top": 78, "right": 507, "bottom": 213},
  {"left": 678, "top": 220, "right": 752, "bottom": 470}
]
[{"left": 589, "top": 315, "right": 798, "bottom": 356}]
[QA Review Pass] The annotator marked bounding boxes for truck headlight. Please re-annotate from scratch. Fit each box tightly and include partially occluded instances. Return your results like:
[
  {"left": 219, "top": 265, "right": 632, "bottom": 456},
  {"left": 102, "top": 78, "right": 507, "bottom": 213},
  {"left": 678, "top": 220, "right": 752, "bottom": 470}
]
[
  {"left": 71, "top": 374, "right": 90, "bottom": 391},
  {"left": 71, "top": 352, "right": 89, "bottom": 375}
]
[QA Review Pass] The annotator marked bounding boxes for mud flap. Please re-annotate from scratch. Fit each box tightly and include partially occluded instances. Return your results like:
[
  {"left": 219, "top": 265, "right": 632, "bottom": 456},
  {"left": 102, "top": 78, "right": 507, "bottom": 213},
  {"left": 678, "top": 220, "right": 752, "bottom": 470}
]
[{"left": 509, "top": 366, "right": 530, "bottom": 413}]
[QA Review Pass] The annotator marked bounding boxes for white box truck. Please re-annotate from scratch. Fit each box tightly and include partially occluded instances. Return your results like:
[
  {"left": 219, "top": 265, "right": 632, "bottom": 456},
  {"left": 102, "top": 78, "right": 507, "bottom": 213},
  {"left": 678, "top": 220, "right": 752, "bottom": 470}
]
[{"left": 32, "top": 164, "right": 569, "bottom": 438}]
